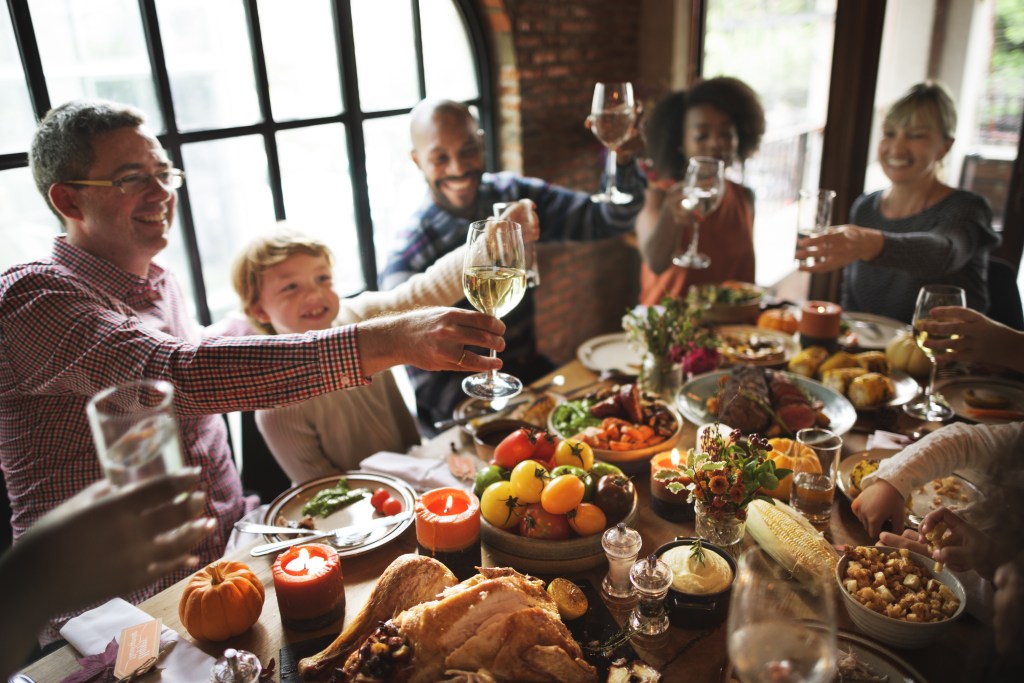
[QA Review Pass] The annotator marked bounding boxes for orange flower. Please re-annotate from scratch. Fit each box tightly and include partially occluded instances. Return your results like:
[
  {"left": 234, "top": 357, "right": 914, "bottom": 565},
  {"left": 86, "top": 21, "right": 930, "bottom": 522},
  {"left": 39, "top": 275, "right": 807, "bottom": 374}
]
[
  {"left": 709, "top": 475, "right": 729, "bottom": 495},
  {"left": 730, "top": 484, "right": 745, "bottom": 504}
]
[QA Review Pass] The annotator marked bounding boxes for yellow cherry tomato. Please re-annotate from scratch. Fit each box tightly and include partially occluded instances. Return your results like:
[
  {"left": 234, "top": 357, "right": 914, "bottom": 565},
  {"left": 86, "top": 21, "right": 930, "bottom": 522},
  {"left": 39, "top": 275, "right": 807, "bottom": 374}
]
[
  {"left": 480, "top": 481, "right": 522, "bottom": 529},
  {"left": 540, "top": 474, "right": 585, "bottom": 515},
  {"left": 509, "top": 459, "right": 549, "bottom": 504},
  {"left": 553, "top": 438, "right": 594, "bottom": 471},
  {"left": 567, "top": 503, "right": 607, "bottom": 536}
]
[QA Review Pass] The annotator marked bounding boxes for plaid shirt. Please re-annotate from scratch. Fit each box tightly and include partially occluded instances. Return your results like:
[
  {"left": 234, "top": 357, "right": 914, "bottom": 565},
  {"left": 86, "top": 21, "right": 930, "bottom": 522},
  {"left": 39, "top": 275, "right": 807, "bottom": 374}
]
[
  {"left": 379, "top": 168, "right": 645, "bottom": 425},
  {"left": 0, "top": 237, "right": 367, "bottom": 642}
]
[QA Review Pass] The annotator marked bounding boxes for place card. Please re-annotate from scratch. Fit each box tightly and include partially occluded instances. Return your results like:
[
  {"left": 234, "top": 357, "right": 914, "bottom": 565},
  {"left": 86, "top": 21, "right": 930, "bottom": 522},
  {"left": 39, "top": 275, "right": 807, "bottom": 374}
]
[{"left": 114, "top": 618, "right": 161, "bottom": 679}]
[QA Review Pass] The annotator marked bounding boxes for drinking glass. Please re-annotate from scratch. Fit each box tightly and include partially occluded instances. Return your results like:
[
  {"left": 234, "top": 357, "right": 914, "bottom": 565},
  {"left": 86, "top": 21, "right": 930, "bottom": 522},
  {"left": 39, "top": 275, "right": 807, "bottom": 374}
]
[
  {"left": 795, "top": 189, "right": 837, "bottom": 267},
  {"left": 904, "top": 284, "right": 966, "bottom": 421},
  {"left": 493, "top": 201, "right": 540, "bottom": 288},
  {"left": 86, "top": 379, "right": 184, "bottom": 486},
  {"left": 790, "top": 428, "right": 843, "bottom": 529},
  {"left": 588, "top": 82, "right": 636, "bottom": 204},
  {"left": 727, "top": 547, "right": 837, "bottom": 683},
  {"left": 672, "top": 156, "right": 725, "bottom": 269},
  {"left": 461, "top": 218, "right": 527, "bottom": 400}
]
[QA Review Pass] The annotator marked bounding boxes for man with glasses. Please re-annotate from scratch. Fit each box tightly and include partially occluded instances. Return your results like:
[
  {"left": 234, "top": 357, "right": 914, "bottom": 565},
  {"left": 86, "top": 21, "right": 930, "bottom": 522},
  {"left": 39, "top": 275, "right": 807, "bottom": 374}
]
[
  {"left": 0, "top": 99, "right": 505, "bottom": 645},
  {"left": 380, "top": 99, "right": 646, "bottom": 432}
]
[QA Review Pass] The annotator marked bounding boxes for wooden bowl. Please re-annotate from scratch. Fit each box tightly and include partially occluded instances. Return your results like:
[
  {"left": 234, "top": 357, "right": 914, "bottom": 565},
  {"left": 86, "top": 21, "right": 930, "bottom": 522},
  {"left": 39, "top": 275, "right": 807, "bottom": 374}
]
[
  {"left": 481, "top": 493, "right": 639, "bottom": 575},
  {"left": 469, "top": 419, "right": 535, "bottom": 462}
]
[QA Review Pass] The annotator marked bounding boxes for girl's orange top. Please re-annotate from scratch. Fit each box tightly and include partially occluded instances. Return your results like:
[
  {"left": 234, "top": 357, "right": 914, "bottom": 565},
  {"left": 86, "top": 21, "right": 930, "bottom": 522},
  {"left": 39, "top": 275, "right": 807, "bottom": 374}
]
[{"left": 639, "top": 180, "right": 755, "bottom": 306}]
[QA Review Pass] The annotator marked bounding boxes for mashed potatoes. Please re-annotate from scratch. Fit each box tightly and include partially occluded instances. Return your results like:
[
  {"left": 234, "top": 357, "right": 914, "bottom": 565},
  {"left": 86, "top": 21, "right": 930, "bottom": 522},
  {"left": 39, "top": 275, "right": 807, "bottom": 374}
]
[{"left": 662, "top": 543, "right": 733, "bottom": 595}]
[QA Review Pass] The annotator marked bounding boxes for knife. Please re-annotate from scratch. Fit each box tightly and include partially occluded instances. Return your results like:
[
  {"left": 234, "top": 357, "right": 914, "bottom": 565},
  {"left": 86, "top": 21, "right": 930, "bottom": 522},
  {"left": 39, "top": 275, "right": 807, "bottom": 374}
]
[
  {"left": 233, "top": 521, "right": 320, "bottom": 536},
  {"left": 249, "top": 510, "right": 412, "bottom": 557}
]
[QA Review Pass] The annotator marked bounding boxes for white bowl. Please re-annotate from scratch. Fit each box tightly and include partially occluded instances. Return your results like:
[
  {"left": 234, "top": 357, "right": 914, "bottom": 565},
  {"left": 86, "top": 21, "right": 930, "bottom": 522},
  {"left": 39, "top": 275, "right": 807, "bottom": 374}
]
[{"left": 835, "top": 546, "right": 966, "bottom": 649}]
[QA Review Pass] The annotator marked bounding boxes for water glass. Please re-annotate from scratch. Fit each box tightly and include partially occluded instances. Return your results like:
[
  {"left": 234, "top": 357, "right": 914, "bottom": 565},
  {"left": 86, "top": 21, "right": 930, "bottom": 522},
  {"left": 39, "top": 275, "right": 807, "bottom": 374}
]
[
  {"left": 795, "top": 189, "right": 836, "bottom": 267},
  {"left": 86, "top": 379, "right": 184, "bottom": 486},
  {"left": 790, "top": 428, "right": 842, "bottom": 528}
]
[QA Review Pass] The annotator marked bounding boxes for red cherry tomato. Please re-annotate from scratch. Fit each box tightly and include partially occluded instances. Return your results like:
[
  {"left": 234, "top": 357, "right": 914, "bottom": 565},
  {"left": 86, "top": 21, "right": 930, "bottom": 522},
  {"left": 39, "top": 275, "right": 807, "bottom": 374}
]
[
  {"left": 370, "top": 487, "right": 390, "bottom": 512},
  {"left": 381, "top": 497, "right": 403, "bottom": 516},
  {"left": 519, "top": 503, "right": 571, "bottom": 540},
  {"left": 492, "top": 428, "right": 538, "bottom": 469},
  {"left": 532, "top": 431, "right": 558, "bottom": 461}
]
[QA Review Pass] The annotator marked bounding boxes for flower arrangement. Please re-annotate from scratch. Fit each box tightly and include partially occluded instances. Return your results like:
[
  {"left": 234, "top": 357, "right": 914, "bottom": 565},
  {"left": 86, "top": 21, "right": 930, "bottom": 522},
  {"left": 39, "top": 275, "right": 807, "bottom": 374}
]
[
  {"left": 622, "top": 296, "right": 720, "bottom": 370},
  {"left": 659, "top": 426, "right": 790, "bottom": 521}
]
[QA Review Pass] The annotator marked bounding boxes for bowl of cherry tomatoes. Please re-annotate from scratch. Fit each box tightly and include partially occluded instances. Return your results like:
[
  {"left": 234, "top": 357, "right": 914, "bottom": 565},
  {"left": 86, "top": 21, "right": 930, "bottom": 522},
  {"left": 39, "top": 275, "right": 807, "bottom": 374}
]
[{"left": 474, "top": 426, "right": 639, "bottom": 574}]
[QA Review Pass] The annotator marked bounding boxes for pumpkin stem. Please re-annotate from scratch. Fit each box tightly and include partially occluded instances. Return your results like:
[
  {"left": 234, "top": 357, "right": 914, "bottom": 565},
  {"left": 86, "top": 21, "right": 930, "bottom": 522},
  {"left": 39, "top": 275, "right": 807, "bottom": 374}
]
[{"left": 208, "top": 563, "right": 224, "bottom": 585}]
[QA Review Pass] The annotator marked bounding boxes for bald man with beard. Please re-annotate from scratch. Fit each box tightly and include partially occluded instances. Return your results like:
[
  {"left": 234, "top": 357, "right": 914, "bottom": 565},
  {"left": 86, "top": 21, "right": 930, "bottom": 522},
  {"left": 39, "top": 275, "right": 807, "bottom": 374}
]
[{"left": 380, "top": 99, "right": 646, "bottom": 432}]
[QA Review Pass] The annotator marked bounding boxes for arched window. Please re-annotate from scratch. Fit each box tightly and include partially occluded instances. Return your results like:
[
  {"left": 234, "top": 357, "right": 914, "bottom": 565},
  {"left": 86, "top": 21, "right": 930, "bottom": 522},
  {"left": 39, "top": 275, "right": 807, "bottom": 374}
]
[{"left": 0, "top": 0, "right": 492, "bottom": 324}]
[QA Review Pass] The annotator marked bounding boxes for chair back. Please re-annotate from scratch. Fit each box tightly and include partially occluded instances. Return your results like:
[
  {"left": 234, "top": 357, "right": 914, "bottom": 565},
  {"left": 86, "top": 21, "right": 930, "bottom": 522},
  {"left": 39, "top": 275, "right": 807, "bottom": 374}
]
[
  {"left": 987, "top": 257, "right": 1024, "bottom": 331},
  {"left": 240, "top": 411, "right": 293, "bottom": 502}
]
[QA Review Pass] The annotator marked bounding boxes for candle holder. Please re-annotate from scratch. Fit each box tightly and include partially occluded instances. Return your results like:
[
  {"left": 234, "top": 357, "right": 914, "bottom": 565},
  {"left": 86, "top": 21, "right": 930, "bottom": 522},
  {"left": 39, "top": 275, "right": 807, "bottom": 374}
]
[
  {"left": 271, "top": 543, "right": 345, "bottom": 631},
  {"left": 799, "top": 301, "right": 842, "bottom": 352},
  {"left": 415, "top": 487, "right": 482, "bottom": 581},
  {"left": 650, "top": 448, "right": 694, "bottom": 521},
  {"left": 601, "top": 522, "right": 642, "bottom": 600}
]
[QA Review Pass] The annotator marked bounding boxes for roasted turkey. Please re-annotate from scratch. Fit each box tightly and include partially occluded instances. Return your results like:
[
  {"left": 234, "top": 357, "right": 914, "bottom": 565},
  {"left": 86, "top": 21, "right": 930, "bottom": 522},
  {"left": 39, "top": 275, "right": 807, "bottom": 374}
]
[{"left": 300, "top": 555, "right": 597, "bottom": 683}]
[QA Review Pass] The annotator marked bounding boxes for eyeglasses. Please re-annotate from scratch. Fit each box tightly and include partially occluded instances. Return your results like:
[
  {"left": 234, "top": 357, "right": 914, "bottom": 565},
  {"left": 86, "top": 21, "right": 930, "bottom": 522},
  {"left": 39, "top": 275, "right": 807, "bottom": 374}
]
[{"left": 63, "top": 168, "right": 185, "bottom": 195}]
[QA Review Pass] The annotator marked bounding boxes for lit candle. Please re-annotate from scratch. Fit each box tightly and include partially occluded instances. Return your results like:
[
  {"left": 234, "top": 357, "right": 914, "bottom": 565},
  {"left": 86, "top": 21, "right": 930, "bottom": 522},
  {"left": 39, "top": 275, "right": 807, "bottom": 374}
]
[
  {"left": 415, "top": 487, "right": 481, "bottom": 580},
  {"left": 650, "top": 448, "right": 694, "bottom": 521},
  {"left": 271, "top": 543, "right": 345, "bottom": 631},
  {"left": 799, "top": 300, "right": 843, "bottom": 349}
]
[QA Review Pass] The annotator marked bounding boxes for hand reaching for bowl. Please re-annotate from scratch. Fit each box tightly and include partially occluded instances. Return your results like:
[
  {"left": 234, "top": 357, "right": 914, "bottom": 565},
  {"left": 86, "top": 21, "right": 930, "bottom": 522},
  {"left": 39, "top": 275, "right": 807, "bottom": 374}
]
[{"left": 852, "top": 478, "right": 907, "bottom": 537}]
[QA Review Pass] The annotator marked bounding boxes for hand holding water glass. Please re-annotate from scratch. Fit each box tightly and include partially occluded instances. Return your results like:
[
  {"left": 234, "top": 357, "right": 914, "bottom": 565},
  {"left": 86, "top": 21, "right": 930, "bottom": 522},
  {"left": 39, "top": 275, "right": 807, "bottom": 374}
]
[
  {"left": 588, "top": 82, "right": 636, "bottom": 204},
  {"left": 461, "top": 218, "right": 527, "bottom": 400},
  {"left": 728, "top": 547, "right": 837, "bottom": 683},
  {"left": 87, "top": 379, "right": 184, "bottom": 486},
  {"left": 795, "top": 189, "right": 836, "bottom": 267},
  {"left": 904, "top": 284, "right": 966, "bottom": 421},
  {"left": 672, "top": 156, "right": 725, "bottom": 269}
]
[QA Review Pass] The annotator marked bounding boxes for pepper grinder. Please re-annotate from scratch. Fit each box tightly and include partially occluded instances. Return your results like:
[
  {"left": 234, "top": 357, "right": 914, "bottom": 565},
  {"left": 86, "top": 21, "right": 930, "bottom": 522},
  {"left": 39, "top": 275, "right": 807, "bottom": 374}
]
[
  {"left": 628, "top": 554, "right": 672, "bottom": 636},
  {"left": 601, "top": 522, "right": 642, "bottom": 599},
  {"left": 210, "top": 648, "right": 261, "bottom": 683}
]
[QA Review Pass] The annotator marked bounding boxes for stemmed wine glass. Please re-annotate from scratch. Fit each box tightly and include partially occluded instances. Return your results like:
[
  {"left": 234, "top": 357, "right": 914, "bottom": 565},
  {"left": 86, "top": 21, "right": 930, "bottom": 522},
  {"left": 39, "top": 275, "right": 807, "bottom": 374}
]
[
  {"left": 727, "top": 547, "right": 837, "bottom": 683},
  {"left": 672, "top": 156, "right": 725, "bottom": 269},
  {"left": 588, "top": 82, "right": 636, "bottom": 204},
  {"left": 904, "top": 284, "right": 966, "bottom": 421},
  {"left": 461, "top": 218, "right": 528, "bottom": 400}
]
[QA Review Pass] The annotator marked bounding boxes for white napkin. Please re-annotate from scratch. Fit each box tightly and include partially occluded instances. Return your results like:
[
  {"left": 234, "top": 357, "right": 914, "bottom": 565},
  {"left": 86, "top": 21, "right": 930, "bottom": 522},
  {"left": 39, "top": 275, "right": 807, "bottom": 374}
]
[
  {"left": 359, "top": 451, "right": 468, "bottom": 493},
  {"left": 60, "top": 598, "right": 214, "bottom": 681},
  {"left": 865, "top": 430, "right": 912, "bottom": 450}
]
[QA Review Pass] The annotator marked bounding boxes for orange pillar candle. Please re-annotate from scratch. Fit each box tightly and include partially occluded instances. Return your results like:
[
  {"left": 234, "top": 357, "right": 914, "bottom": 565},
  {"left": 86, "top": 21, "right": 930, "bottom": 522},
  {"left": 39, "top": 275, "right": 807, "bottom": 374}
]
[
  {"left": 799, "top": 301, "right": 843, "bottom": 350},
  {"left": 415, "top": 487, "right": 481, "bottom": 580},
  {"left": 271, "top": 543, "right": 345, "bottom": 631},
  {"left": 650, "top": 448, "right": 694, "bottom": 521}
]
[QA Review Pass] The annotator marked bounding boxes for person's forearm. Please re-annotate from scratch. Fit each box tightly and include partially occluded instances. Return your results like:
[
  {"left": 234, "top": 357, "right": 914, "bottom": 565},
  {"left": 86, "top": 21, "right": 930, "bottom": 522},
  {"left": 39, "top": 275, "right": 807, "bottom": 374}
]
[
  {"left": 0, "top": 534, "right": 61, "bottom": 676},
  {"left": 636, "top": 192, "right": 681, "bottom": 274}
]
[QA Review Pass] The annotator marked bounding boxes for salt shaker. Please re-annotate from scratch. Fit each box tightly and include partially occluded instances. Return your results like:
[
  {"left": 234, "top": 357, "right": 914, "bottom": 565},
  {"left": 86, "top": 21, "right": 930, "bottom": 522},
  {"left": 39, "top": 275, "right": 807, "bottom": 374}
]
[
  {"left": 210, "top": 648, "right": 261, "bottom": 683},
  {"left": 628, "top": 554, "right": 672, "bottom": 636},
  {"left": 601, "top": 522, "right": 642, "bottom": 599}
]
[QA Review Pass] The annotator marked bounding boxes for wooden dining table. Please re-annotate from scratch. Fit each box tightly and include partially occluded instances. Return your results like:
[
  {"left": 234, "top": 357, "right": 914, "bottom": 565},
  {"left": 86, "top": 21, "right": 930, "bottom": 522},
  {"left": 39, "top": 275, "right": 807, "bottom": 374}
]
[{"left": 22, "top": 360, "right": 996, "bottom": 682}]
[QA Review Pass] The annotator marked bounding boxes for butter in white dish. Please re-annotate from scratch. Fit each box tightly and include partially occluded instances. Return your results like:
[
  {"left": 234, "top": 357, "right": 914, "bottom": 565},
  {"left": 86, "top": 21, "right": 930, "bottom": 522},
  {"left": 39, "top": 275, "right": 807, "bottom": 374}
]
[{"left": 662, "top": 543, "right": 733, "bottom": 595}]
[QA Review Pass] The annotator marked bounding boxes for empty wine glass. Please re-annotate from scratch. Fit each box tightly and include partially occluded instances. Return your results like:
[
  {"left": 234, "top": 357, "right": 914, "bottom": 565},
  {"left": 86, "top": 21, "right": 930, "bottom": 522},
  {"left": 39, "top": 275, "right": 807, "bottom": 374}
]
[
  {"left": 727, "top": 547, "right": 837, "bottom": 683},
  {"left": 672, "top": 156, "right": 725, "bottom": 269},
  {"left": 461, "top": 218, "right": 527, "bottom": 400},
  {"left": 904, "top": 284, "right": 967, "bottom": 421},
  {"left": 588, "top": 82, "right": 636, "bottom": 204}
]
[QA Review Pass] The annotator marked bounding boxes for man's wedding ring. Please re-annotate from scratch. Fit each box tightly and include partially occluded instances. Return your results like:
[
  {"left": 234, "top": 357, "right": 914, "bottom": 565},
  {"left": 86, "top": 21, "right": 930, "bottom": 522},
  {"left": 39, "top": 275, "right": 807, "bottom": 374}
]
[{"left": 457, "top": 348, "right": 467, "bottom": 366}]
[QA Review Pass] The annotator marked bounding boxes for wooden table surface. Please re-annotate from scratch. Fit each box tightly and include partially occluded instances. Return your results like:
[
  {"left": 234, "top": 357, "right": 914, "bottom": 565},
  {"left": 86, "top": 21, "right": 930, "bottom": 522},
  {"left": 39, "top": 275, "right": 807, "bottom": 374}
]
[{"left": 23, "top": 360, "right": 995, "bottom": 682}]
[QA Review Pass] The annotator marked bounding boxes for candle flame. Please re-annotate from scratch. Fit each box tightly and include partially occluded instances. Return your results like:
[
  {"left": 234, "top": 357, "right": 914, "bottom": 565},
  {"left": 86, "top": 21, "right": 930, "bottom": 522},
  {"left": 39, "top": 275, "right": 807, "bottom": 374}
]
[
  {"left": 816, "top": 306, "right": 826, "bottom": 313},
  {"left": 671, "top": 448, "right": 681, "bottom": 467},
  {"left": 444, "top": 495, "right": 454, "bottom": 514}
]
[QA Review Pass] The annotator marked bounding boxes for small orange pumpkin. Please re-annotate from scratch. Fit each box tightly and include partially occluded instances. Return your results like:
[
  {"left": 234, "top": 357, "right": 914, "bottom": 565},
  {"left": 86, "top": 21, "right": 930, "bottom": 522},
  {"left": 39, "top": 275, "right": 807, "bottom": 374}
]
[
  {"left": 178, "top": 559, "right": 265, "bottom": 641},
  {"left": 760, "top": 437, "right": 821, "bottom": 500},
  {"left": 757, "top": 308, "right": 800, "bottom": 335}
]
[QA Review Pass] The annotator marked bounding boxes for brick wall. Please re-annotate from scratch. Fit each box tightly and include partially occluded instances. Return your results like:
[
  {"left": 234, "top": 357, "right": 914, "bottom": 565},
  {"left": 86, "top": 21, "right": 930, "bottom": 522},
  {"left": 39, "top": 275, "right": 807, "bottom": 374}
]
[{"left": 476, "top": 0, "right": 647, "bottom": 363}]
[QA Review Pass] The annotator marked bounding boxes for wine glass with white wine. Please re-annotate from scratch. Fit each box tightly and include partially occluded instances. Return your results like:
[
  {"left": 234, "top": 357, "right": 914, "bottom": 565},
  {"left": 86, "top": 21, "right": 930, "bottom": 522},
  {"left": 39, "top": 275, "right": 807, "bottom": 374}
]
[
  {"left": 461, "top": 218, "right": 527, "bottom": 400},
  {"left": 904, "top": 284, "right": 966, "bottom": 421},
  {"left": 672, "top": 156, "right": 725, "bottom": 269},
  {"left": 588, "top": 82, "right": 636, "bottom": 204},
  {"left": 727, "top": 547, "right": 837, "bottom": 683}
]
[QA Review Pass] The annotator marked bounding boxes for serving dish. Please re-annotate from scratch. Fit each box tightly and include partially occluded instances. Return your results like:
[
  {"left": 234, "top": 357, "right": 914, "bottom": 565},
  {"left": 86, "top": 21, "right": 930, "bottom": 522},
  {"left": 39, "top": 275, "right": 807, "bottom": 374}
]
[
  {"left": 858, "top": 370, "right": 920, "bottom": 411},
  {"left": 654, "top": 537, "right": 736, "bottom": 629},
  {"left": 714, "top": 325, "right": 800, "bottom": 367},
  {"left": 837, "top": 449, "right": 982, "bottom": 528},
  {"left": 263, "top": 472, "right": 416, "bottom": 557},
  {"left": 576, "top": 332, "right": 643, "bottom": 376},
  {"left": 480, "top": 492, "right": 639, "bottom": 574},
  {"left": 688, "top": 281, "right": 765, "bottom": 325},
  {"left": 676, "top": 370, "right": 857, "bottom": 437},
  {"left": 547, "top": 399, "right": 684, "bottom": 474},
  {"left": 934, "top": 376, "right": 1024, "bottom": 424},
  {"left": 453, "top": 391, "right": 564, "bottom": 435},
  {"left": 836, "top": 546, "right": 966, "bottom": 648},
  {"left": 840, "top": 312, "right": 911, "bottom": 350}
]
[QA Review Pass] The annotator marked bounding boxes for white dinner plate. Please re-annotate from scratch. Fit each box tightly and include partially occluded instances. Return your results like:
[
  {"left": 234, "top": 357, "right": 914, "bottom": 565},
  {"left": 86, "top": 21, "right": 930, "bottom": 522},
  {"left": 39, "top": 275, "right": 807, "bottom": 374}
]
[
  {"left": 840, "top": 312, "right": 911, "bottom": 350},
  {"left": 263, "top": 472, "right": 416, "bottom": 557},
  {"left": 576, "top": 333, "right": 643, "bottom": 375},
  {"left": 934, "top": 376, "right": 1024, "bottom": 424}
]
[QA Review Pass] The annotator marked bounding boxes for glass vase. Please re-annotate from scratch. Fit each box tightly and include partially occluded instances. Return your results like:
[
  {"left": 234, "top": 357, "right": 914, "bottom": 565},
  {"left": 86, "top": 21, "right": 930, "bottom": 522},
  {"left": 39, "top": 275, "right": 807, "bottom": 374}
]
[
  {"left": 694, "top": 499, "right": 746, "bottom": 547},
  {"left": 638, "top": 353, "right": 683, "bottom": 401}
]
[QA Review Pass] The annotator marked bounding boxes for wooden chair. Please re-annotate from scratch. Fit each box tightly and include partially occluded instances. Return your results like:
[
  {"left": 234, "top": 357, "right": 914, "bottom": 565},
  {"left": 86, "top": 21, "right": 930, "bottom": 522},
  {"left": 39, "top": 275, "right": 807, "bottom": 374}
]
[{"left": 987, "top": 256, "right": 1024, "bottom": 331}]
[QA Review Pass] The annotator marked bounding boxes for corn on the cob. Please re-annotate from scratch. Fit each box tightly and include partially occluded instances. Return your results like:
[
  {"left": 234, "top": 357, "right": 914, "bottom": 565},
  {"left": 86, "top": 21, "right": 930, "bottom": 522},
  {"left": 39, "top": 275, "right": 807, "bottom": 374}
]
[{"left": 746, "top": 499, "right": 839, "bottom": 583}]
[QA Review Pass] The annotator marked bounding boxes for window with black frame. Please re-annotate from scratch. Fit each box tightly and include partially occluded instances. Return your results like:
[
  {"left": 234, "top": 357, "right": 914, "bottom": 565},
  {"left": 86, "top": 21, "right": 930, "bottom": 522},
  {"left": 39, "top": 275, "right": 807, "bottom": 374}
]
[{"left": 0, "top": 0, "right": 491, "bottom": 324}]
